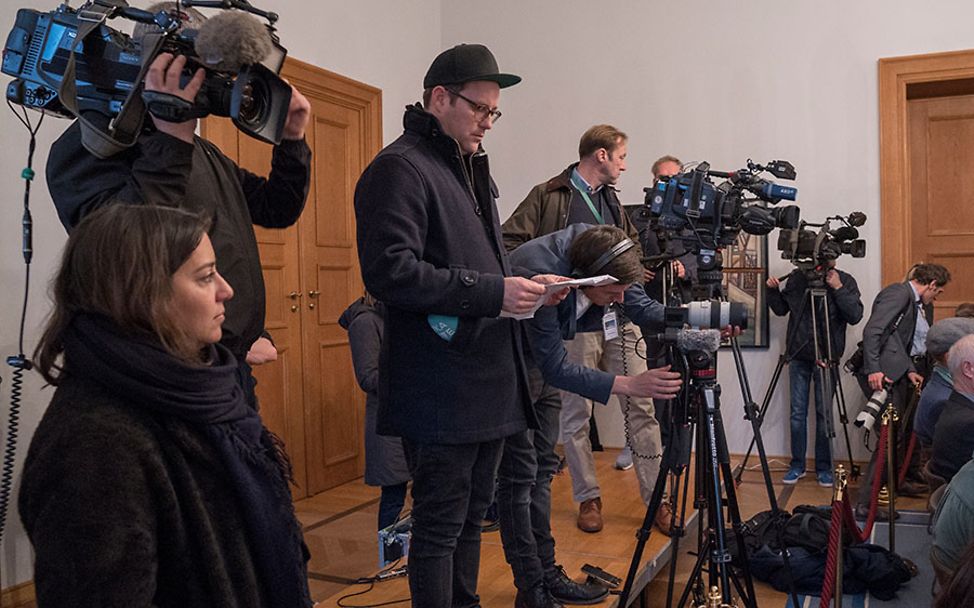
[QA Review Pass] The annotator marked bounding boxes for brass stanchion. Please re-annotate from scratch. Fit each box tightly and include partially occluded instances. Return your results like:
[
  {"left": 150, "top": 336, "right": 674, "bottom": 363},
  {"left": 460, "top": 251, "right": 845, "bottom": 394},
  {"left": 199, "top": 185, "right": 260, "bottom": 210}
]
[
  {"left": 882, "top": 401, "right": 899, "bottom": 552},
  {"left": 696, "top": 585, "right": 738, "bottom": 608},
  {"left": 834, "top": 464, "right": 848, "bottom": 608}
]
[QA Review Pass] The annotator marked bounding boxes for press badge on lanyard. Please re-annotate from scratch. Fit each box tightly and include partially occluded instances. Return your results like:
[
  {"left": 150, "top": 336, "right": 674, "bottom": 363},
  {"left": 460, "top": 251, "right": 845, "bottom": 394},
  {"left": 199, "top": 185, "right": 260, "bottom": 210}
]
[{"left": 602, "top": 308, "right": 619, "bottom": 340}]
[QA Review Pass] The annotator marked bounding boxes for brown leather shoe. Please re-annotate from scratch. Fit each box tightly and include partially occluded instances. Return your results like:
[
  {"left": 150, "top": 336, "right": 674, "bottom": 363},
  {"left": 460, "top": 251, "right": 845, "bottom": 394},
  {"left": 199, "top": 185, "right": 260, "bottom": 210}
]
[
  {"left": 654, "top": 501, "right": 680, "bottom": 536},
  {"left": 577, "top": 497, "right": 603, "bottom": 533}
]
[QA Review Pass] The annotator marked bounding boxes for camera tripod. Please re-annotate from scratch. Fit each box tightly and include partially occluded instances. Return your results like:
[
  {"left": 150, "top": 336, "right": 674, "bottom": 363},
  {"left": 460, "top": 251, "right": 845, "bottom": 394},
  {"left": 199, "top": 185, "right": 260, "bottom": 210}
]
[
  {"left": 618, "top": 266, "right": 799, "bottom": 608},
  {"left": 735, "top": 273, "right": 860, "bottom": 483}
]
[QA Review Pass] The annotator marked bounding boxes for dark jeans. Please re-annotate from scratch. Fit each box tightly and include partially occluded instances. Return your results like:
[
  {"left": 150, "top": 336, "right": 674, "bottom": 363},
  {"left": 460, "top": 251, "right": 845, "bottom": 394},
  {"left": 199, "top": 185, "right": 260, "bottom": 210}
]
[
  {"left": 789, "top": 359, "right": 833, "bottom": 474},
  {"left": 378, "top": 482, "right": 408, "bottom": 531},
  {"left": 403, "top": 438, "right": 504, "bottom": 608},
  {"left": 496, "top": 367, "right": 562, "bottom": 591}
]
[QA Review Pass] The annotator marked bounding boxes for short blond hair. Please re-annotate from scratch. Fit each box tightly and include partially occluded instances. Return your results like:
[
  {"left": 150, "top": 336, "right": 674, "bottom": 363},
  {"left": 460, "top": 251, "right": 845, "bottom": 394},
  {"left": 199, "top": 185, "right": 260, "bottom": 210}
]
[{"left": 578, "top": 124, "right": 626, "bottom": 160}]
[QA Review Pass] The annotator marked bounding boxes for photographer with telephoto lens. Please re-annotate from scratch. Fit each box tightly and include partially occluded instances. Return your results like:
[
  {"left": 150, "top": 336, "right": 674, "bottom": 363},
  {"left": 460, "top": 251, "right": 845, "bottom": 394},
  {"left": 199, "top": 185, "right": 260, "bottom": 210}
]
[{"left": 853, "top": 263, "right": 951, "bottom": 517}]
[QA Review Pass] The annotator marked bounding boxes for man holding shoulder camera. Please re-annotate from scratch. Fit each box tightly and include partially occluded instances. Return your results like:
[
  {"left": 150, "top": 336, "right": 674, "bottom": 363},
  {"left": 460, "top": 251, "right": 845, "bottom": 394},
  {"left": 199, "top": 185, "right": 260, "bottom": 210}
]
[
  {"left": 854, "top": 262, "right": 950, "bottom": 514},
  {"left": 45, "top": 4, "right": 312, "bottom": 407},
  {"left": 766, "top": 262, "right": 863, "bottom": 487}
]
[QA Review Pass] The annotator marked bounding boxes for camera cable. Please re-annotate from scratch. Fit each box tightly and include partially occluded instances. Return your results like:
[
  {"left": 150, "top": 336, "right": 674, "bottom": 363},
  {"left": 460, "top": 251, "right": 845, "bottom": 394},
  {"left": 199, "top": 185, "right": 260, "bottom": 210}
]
[
  {"left": 335, "top": 557, "right": 410, "bottom": 607},
  {"left": 1, "top": 102, "right": 45, "bottom": 562},
  {"left": 615, "top": 307, "right": 662, "bottom": 464}
]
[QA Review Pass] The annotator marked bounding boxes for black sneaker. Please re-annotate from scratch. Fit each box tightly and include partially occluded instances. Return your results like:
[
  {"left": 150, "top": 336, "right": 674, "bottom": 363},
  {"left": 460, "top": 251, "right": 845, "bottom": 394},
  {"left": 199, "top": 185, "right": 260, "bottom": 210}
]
[
  {"left": 544, "top": 565, "right": 609, "bottom": 605},
  {"left": 515, "top": 583, "right": 563, "bottom": 608}
]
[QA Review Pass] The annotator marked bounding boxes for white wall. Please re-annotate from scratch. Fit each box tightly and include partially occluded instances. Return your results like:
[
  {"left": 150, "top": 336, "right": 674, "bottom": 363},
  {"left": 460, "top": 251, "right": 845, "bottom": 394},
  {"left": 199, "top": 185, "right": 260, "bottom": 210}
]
[
  {"left": 441, "top": 0, "right": 974, "bottom": 458},
  {"left": 0, "top": 0, "right": 440, "bottom": 587}
]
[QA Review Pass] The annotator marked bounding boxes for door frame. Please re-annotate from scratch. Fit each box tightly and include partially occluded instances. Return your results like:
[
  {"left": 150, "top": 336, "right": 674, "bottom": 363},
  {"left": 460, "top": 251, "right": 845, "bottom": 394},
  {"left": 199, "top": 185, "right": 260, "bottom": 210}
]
[{"left": 879, "top": 49, "right": 974, "bottom": 284}]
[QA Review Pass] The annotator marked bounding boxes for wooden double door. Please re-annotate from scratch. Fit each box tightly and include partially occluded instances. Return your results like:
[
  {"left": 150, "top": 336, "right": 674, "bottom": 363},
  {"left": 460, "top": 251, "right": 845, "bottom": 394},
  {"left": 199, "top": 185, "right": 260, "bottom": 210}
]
[{"left": 202, "top": 58, "right": 382, "bottom": 498}]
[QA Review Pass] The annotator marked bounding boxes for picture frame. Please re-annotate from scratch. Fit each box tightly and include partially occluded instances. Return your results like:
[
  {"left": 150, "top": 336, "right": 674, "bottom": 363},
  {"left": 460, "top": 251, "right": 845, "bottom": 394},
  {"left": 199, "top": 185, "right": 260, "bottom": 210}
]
[{"left": 721, "top": 232, "right": 770, "bottom": 348}]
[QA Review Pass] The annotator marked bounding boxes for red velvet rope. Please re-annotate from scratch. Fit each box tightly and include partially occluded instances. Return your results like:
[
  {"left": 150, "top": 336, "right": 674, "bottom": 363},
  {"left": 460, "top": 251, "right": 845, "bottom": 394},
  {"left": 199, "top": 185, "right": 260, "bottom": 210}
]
[
  {"left": 897, "top": 431, "right": 918, "bottom": 488},
  {"left": 818, "top": 497, "right": 846, "bottom": 607},
  {"left": 819, "top": 415, "right": 913, "bottom": 605}
]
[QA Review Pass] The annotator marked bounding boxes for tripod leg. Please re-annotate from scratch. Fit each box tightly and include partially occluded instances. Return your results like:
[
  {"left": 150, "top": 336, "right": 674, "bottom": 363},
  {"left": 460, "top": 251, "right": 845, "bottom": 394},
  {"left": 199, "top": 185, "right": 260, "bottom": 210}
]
[
  {"left": 831, "top": 364, "right": 860, "bottom": 479},
  {"left": 665, "top": 420, "right": 695, "bottom": 608},
  {"left": 701, "top": 387, "right": 735, "bottom": 604},
  {"left": 618, "top": 423, "right": 683, "bottom": 607},
  {"left": 731, "top": 334, "right": 803, "bottom": 608},
  {"left": 735, "top": 353, "right": 788, "bottom": 483},
  {"left": 715, "top": 420, "right": 758, "bottom": 608}
]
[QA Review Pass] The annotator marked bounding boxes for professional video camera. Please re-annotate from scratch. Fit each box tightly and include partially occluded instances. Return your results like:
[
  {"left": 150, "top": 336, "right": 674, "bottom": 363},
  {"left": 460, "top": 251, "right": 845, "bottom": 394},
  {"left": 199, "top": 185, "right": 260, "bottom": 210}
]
[
  {"left": 777, "top": 212, "right": 867, "bottom": 279},
  {"left": 644, "top": 159, "right": 800, "bottom": 294},
  {"left": 2, "top": 0, "right": 292, "bottom": 153},
  {"left": 645, "top": 159, "right": 800, "bottom": 249}
]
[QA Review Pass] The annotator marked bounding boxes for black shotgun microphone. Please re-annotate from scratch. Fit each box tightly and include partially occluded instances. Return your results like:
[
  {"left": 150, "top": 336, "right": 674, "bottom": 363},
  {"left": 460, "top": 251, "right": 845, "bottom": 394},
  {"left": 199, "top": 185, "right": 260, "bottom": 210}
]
[{"left": 194, "top": 11, "right": 273, "bottom": 72}]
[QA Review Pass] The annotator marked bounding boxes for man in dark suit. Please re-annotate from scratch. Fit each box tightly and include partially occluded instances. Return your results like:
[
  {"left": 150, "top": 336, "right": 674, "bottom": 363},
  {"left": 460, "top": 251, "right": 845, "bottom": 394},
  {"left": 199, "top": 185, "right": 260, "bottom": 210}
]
[
  {"left": 855, "top": 263, "right": 950, "bottom": 514},
  {"left": 354, "top": 44, "right": 551, "bottom": 607}
]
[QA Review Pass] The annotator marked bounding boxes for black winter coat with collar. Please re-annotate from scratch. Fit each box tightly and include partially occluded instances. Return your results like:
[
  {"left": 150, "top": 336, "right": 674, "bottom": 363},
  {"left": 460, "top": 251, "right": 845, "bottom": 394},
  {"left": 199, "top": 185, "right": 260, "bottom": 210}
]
[
  {"left": 354, "top": 104, "right": 534, "bottom": 444},
  {"left": 20, "top": 377, "right": 285, "bottom": 608}
]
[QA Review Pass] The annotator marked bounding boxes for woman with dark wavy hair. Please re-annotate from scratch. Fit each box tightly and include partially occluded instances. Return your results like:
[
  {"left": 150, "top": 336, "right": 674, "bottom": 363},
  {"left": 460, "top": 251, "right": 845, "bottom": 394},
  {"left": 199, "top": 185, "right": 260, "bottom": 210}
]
[{"left": 20, "top": 204, "right": 312, "bottom": 608}]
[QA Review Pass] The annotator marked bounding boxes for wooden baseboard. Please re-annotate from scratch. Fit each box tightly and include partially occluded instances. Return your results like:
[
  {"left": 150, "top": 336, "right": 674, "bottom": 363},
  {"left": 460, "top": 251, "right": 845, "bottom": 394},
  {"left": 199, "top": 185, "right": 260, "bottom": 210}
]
[{"left": 1, "top": 580, "right": 35, "bottom": 608}]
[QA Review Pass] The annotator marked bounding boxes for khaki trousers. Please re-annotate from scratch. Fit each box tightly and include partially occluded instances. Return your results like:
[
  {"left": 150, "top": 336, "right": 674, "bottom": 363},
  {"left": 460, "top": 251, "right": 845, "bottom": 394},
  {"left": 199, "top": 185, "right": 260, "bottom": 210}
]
[{"left": 559, "top": 322, "right": 663, "bottom": 504}]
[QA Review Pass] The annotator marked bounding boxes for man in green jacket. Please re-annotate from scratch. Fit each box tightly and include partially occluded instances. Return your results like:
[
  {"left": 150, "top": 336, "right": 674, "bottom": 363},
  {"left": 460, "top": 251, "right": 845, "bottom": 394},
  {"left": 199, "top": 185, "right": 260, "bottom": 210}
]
[{"left": 502, "top": 126, "right": 670, "bottom": 536}]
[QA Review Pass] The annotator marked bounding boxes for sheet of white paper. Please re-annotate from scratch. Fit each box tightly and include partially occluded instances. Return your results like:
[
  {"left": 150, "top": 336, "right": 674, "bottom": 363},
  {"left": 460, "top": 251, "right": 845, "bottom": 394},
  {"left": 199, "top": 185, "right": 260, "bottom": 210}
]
[{"left": 500, "top": 275, "right": 618, "bottom": 320}]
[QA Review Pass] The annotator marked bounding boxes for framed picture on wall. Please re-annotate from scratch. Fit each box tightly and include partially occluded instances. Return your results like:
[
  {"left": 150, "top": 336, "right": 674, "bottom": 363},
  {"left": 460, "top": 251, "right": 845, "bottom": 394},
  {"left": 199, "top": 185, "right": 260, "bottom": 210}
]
[{"left": 721, "top": 232, "right": 770, "bottom": 348}]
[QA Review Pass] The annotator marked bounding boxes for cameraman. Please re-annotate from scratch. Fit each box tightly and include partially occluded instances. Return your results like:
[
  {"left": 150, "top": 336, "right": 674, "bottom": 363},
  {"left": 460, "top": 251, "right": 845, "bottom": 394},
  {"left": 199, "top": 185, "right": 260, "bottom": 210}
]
[
  {"left": 637, "top": 155, "right": 693, "bottom": 304},
  {"left": 854, "top": 262, "right": 950, "bottom": 515},
  {"left": 766, "top": 262, "right": 863, "bottom": 486},
  {"left": 45, "top": 4, "right": 312, "bottom": 406}
]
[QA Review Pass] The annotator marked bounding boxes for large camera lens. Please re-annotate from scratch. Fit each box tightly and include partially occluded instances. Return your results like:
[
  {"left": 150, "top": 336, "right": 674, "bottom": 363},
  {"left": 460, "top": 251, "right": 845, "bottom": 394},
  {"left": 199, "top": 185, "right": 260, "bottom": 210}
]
[
  {"left": 854, "top": 389, "right": 887, "bottom": 431},
  {"left": 772, "top": 205, "right": 800, "bottom": 229},
  {"left": 229, "top": 63, "right": 292, "bottom": 145},
  {"left": 842, "top": 240, "right": 867, "bottom": 258},
  {"left": 668, "top": 300, "right": 748, "bottom": 330},
  {"left": 235, "top": 77, "right": 269, "bottom": 128}
]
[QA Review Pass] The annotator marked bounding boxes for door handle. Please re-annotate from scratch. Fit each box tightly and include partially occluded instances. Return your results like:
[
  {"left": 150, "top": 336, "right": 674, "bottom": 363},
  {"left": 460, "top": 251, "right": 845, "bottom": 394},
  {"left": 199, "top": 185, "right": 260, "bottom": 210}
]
[
  {"left": 288, "top": 291, "right": 303, "bottom": 300},
  {"left": 308, "top": 290, "right": 320, "bottom": 299}
]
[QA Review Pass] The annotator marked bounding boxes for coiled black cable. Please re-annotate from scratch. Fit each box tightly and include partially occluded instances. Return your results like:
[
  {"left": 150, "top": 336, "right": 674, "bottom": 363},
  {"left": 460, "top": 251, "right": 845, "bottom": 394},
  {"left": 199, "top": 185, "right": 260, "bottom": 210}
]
[
  {"left": 1, "top": 101, "right": 44, "bottom": 550},
  {"left": 616, "top": 306, "right": 662, "bottom": 463}
]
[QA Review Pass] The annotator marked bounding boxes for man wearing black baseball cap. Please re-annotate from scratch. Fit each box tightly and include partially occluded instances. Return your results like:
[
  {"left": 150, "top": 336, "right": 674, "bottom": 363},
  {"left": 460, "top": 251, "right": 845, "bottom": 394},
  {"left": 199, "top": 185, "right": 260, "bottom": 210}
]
[{"left": 355, "top": 44, "right": 552, "bottom": 607}]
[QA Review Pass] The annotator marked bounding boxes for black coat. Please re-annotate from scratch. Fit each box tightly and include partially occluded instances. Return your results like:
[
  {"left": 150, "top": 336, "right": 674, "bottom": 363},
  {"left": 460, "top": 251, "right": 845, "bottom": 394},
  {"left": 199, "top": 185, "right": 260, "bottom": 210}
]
[
  {"left": 20, "top": 377, "right": 279, "bottom": 608},
  {"left": 45, "top": 123, "right": 311, "bottom": 357},
  {"left": 354, "top": 104, "right": 533, "bottom": 444},
  {"left": 930, "top": 390, "right": 974, "bottom": 483},
  {"left": 339, "top": 299, "right": 410, "bottom": 487},
  {"left": 767, "top": 269, "right": 863, "bottom": 362}
]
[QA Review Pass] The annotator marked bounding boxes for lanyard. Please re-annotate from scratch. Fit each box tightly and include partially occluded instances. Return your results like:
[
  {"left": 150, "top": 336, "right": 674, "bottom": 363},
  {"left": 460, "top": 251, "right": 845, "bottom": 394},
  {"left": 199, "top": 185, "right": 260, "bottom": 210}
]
[{"left": 570, "top": 174, "right": 606, "bottom": 225}]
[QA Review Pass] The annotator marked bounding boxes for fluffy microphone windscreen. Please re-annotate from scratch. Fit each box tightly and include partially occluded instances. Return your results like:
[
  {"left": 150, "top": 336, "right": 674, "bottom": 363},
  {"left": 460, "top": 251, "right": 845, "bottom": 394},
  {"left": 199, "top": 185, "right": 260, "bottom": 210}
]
[
  {"left": 194, "top": 11, "right": 272, "bottom": 72},
  {"left": 675, "top": 329, "right": 723, "bottom": 354}
]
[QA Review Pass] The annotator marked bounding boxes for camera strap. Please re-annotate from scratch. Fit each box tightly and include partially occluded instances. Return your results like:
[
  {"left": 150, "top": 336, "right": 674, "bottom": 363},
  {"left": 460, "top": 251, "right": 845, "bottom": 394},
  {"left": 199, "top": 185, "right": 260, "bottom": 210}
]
[{"left": 59, "top": 4, "right": 162, "bottom": 158}]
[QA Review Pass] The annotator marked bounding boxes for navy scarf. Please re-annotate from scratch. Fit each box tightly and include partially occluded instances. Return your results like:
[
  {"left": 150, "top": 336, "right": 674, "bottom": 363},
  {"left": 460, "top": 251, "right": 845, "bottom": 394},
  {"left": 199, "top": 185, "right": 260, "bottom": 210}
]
[{"left": 63, "top": 314, "right": 312, "bottom": 608}]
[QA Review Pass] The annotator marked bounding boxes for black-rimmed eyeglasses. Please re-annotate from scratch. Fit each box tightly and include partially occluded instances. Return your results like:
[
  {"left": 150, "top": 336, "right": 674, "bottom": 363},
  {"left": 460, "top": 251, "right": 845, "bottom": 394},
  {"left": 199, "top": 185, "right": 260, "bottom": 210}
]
[{"left": 445, "top": 88, "right": 502, "bottom": 123}]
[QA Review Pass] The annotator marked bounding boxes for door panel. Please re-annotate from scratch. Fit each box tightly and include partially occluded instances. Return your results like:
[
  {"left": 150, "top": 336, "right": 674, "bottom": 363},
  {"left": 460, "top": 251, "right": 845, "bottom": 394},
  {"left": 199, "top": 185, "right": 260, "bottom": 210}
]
[
  {"left": 202, "top": 58, "right": 381, "bottom": 496},
  {"left": 908, "top": 95, "right": 974, "bottom": 319},
  {"left": 299, "top": 87, "right": 368, "bottom": 494}
]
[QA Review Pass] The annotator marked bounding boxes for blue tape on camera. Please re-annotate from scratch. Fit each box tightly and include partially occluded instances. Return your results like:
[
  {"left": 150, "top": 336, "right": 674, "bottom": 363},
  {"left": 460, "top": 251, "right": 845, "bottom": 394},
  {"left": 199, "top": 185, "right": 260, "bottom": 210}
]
[{"left": 428, "top": 314, "right": 458, "bottom": 342}]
